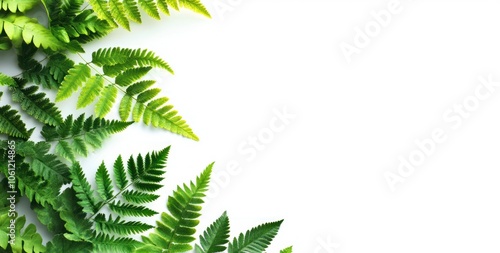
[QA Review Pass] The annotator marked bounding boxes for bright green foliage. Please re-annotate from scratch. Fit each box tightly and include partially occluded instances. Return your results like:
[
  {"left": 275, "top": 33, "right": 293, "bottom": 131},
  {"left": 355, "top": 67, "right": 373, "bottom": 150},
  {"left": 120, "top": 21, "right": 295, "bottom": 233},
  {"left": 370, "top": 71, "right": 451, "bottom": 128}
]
[
  {"left": 55, "top": 63, "right": 91, "bottom": 101},
  {"left": 0, "top": 92, "right": 30, "bottom": 139},
  {"left": 281, "top": 246, "right": 293, "bottom": 253},
  {"left": 138, "top": 164, "right": 212, "bottom": 252},
  {"left": 0, "top": 13, "right": 64, "bottom": 50},
  {"left": 195, "top": 212, "right": 230, "bottom": 253},
  {"left": 0, "top": 212, "right": 46, "bottom": 253},
  {"left": 7, "top": 78, "right": 63, "bottom": 126},
  {"left": 67, "top": 147, "right": 170, "bottom": 250},
  {"left": 0, "top": 0, "right": 37, "bottom": 13},
  {"left": 41, "top": 114, "right": 132, "bottom": 161},
  {"left": 228, "top": 220, "right": 283, "bottom": 253},
  {"left": 88, "top": 0, "right": 210, "bottom": 30},
  {"left": 56, "top": 47, "right": 199, "bottom": 140}
]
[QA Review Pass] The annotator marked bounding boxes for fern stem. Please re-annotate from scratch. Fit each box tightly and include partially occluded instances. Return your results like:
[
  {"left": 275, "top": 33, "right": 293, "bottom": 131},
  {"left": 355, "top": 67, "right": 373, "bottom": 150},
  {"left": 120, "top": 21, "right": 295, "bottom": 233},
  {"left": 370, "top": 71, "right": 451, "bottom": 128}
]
[{"left": 89, "top": 178, "right": 140, "bottom": 220}]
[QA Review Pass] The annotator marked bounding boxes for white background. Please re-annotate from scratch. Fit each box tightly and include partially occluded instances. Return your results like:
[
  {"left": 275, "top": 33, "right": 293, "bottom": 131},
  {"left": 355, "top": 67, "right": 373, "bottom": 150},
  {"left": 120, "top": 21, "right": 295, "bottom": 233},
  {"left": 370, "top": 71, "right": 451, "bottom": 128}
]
[{"left": 2, "top": 0, "right": 500, "bottom": 252}]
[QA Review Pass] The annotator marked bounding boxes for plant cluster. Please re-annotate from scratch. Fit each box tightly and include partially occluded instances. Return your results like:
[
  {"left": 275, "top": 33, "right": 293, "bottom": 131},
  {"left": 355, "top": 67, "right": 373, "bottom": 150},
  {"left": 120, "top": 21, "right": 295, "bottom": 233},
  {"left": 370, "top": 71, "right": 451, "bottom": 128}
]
[{"left": 0, "top": 0, "right": 290, "bottom": 252}]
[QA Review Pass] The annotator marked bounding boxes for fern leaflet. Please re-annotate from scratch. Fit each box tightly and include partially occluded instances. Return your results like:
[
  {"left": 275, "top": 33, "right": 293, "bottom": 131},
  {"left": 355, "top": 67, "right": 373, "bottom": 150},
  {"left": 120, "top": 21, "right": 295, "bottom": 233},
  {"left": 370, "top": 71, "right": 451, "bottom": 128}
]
[
  {"left": 195, "top": 211, "right": 230, "bottom": 253},
  {"left": 138, "top": 163, "right": 213, "bottom": 252}
]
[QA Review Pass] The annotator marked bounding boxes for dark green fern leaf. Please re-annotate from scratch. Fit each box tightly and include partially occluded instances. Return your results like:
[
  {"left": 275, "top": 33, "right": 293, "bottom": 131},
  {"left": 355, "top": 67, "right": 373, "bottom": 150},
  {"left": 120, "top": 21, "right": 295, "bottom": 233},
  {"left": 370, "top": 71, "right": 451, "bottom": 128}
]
[
  {"left": 7, "top": 78, "right": 63, "bottom": 126},
  {"left": 70, "top": 162, "right": 99, "bottom": 215},
  {"left": 138, "top": 163, "right": 213, "bottom": 252},
  {"left": 92, "top": 234, "right": 142, "bottom": 253},
  {"left": 0, "top": 92, "right": 29, "bottom": 139},
  {"left": 41, "top": 114, "right": 132, "bottom": 160},
  {"left": 195, "top": 211, "right": 230, "bottom": 253},
  {"left": 227, "top": 220, "right": 283, "bottom": 253},
  {"left": 16, "top": 141, "right": 71, "bottom": 184},
  {"left": 94, "top": 214, "right": 154, "bottom": 235}
]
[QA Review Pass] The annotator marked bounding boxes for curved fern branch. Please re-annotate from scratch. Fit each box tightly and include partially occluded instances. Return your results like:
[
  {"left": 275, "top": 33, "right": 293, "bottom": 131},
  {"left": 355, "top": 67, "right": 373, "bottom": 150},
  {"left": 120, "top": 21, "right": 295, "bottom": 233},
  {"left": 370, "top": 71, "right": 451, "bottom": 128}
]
[
  {"left": 138, "top": 163, "right": 213, "bottom": 253},
  {"left": 41, "top": 113, "right": 133, "bottom": 161},
  {"left": 88, "top": 0, "right": 210, "bottom": 30},
  {"left": 55, "top": 47, "right": 199, "bottom": 140}
]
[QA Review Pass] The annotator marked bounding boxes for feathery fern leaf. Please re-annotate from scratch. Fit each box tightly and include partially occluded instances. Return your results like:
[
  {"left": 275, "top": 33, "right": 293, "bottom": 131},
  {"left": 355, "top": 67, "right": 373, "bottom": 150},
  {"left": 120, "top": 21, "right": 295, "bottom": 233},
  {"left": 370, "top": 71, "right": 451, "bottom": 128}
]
[
  {"left": 55, "top": 63, "right": 91, "bottom": 101},
  {"left": 87, "top": 0, "right": 210, "bottom": 29},
  {"left": 70, "top": 162, "right": 99, "bottom": 215},
  {"left": 7, "top": 78, "right": 63, "bottom": 126},
  {"left": 77, "top": 75, "right": 105, "bottom": 108},
  {"left": 92, "top": 47, "right": 173, "bottom": 74},
  {"left": 138, "top": 163, "right": 213, "bottom": 252},
  {"left": 92, "top": 234, "right": 142, "bottom": 253},
  {"left": 177, "top": 0, "right": 211, "bottom": 18},
  {"left": 45, "top": 234, "right": 92, "bottom": 253},
  {"left": 54, "top": 188, "right": 93, "bottom": 242},
  {"left": 0, "top": 13, "right": 64, "bottom": 50},
  {"left": 18, "top": 47, "right": 75, "bottom": 89},
  {"left": 195, "top": 211, "right": 230, "bottom": 253},
  {"left": 0, "top": 0, "right": 38, "bottom": 13},
  {"left": 0, "top": 91, "right": 30, "bottom": 139},
  {"left": 94, "top": 214, "right": 154, "bottom": 235},
  {"left": 16, "top": 141, "right": 71, "bottom": 185},
  {"left": 0, "top": 152, "right": 61, "bottom": 206},
  {"left": 95, "top": 85, "right": 118, "bottom": 117},
  {"left": 280, "top": 246, "right": 293, "bottom": 253},
  {"left": 0, "top": 213, "right": 45, "bottom": 253},
  {"left": 41, "top": 114, "right": 132, "bottom": 160},
  {"left": 227, "top": 220, "right": 283, "bottom": 253}
]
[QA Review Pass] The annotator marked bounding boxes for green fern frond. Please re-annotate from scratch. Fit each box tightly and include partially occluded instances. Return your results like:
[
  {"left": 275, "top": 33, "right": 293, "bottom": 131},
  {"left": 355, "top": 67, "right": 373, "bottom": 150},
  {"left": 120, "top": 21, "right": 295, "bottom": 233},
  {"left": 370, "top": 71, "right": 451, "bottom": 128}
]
[
  {"left": 195, "top": 211, "right": 230, "bottom": 253},
  {"left": 177, "top": 0, "right": 211, "bottom": 18},
  {"left": 92, "top": 234, "right": 142, "bottom": 253},
  {"left": 7, "top": 78, "right": 63, "bottom": 126},
  {"left": 77, "top": 75, "right": 105, "bottom": 108},
  {"left": 92, "top": 47, "right": 173, "bottom": 74},
  {"left": 0, "top": 213, "right": 45, "bottom": 253},
  {"left": 41, "top": 114, "right": 132, "bottom": 160},
  {"left": 95, "top": 85, "right": 118, "bottom": 117},
  {"left": 227, "top": 220, "right": 283, "bottom": 253},
  {"left": 139, "top": 163, "right": 213, "bottom": 252},
  {"left": 122, "top": 190, "right": 159, "bottom": 204},
  {"left": 0, "top": 13, "right": 64, "bottom": 50},
  {"left": 56, "top": 63, "right": 91, "bottom": 101},
  {"left": 0, "top": 0, "right": 38, "bottom": 13},
  {"left": 45, "top": 234, "right": 92, "bottom": 253},
  {"left": 280, "top": 246, "right": 293, "bottom": 253},
  {"left": 18, "top": 47, "right": 75, "bottom": 89},
  {"left": 110, "top": 0, "right": 131, "bottom": 30},
  {"left": 109, "top": 202, "right": 157, "bottom": 217},
  {"left": 0, "top": 92, "right": 29, "bottom": 139},
  {"left": 139, "top": 0, "right": 160, "bottom": 20},
  {"left": 70, "top": 162, "right": 99, "bottom": 215},
  {"left": 95, "top": 214, "right": 154, "bottom": 235},
  {"left": 88, "top": 0, "right": 118, "bottom": 27},
  {"left": 16, "top": 141, "right": 71, "bottom": 184},
  {"left": 53, "top": 188, "right": 93, "bottom": 241},
  {"left": 123, "top": 0, "right": 142, "bottom": 23}
]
